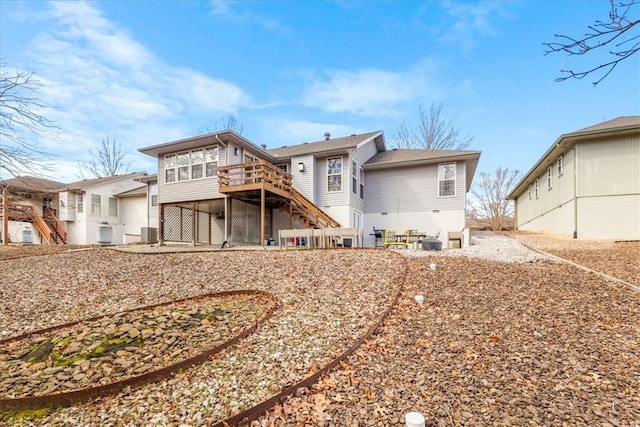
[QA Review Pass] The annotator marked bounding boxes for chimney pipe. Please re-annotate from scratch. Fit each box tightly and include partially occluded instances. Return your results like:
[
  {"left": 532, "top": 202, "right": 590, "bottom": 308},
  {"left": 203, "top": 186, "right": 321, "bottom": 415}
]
[
  {"left": 260, "top": 144, "right": 267, "bottom": 150},
  {"left": 324, "top": 132, "right": 330, "bottom": 140}
]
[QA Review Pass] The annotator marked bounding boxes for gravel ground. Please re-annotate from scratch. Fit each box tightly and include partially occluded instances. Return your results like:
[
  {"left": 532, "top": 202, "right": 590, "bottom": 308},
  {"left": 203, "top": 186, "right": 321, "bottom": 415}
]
[
  {"left": 1, "top": 249, "right": 403, "bottom": 425},
  {"left": 1, "top": 233, "right": 639, "bottom": 426}
]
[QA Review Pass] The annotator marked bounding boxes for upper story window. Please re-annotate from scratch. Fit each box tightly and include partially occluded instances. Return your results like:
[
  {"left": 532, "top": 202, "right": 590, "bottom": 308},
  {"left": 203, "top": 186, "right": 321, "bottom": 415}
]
[
  {"left": 165, "top": 145, "right": 218, "bottom": 183},
  {"left": 150, "top": 183, "right": 158, "bottom": 207},
  {"left": 277, "top": 164, "right": 289, "bottom": 173},
  {"left": 528, "top": 184, "right": 532, "bottom": 200},
  {"left": 535, "top": 178, "right": 539, "bottom": 198},
  {"left": 557, "top": 155, "right": 564, "bottom": 176},
  {"left": 438, "top": 163, "right": 456, "bottom": 197},
  {"left": 77, "top": 193, "right": 84, "bottom": 213},
  {"left": 352, "top": 160, "right": 358, "bottom": 195},
  {"left": 359, "top": 167, "right": 364, "bottom": 199},
  {"left": 547, "top": 166, "right": 553, "bottom": 190},
  {"left": 108, "top": 197, "right": 117, "bottom": 216},
  {"left": 91, "top": 194, "right": 101, "bottom": 215},
  {"left": 327, "top": 157, "right": 342, "bottom": 192}
]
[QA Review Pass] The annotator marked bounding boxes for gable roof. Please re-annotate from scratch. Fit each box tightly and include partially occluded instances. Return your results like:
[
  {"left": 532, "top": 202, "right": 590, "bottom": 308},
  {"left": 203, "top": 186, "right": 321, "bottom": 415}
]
[
  {"left": 576, "top": 116, "right": 640, "bottom": 133},
  {"left": 0, "top": 176, "right": 67, "bottom": 193},
  {"left": 138, "top": 130, "right": 269, "bottom": 159},
  {"left": 60, "top": 173, "right": 148, "bottom": 192},
  {"left": 508, "top": 116, "right": 640, "bottom": 199},
  {"left": 267, "top": 131, "right": 384, "bottom": 158}
]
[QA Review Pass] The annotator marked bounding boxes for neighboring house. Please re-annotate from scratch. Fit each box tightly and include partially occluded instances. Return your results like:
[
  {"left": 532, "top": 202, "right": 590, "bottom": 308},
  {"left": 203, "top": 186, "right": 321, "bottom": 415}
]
[
  {"left": 0, "top": 176, "right": 67, "bottom": 244},
  {"left": 507, "top": 116, "right": 640, "bottom": 240},
  {"left": 139, "top": 130, "right": 481, "bottom": 248},
  {"left": 57, "top": 173, "right": 150, "bottom": 245}
]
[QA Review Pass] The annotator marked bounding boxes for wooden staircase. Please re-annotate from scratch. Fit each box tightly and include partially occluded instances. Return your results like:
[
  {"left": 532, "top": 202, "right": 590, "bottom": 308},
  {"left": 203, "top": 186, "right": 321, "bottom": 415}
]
[
  {"left": 218, "top": 160, "right": 341, "bottom": 229},
  {"left": 288, "top": 187, "right": 340, "bottom": 229},
  {"left": 0, "top": 204, "right": 67, "bottom": 244}
]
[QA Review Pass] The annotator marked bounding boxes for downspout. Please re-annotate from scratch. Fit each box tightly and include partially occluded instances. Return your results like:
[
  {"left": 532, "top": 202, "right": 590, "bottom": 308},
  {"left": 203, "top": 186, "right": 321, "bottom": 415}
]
[{"left": 573, "top": 145, "right": 578, "bottom": 239}]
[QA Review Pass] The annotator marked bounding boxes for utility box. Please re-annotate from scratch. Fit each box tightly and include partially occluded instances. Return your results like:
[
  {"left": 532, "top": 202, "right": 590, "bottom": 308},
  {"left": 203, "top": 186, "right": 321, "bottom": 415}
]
[
  {"left": 97, "top": 223, "right": 113, "bottom": 245},
  {"left": 141, "top": 227, "right": 158, "bottom": 243},
  {"left": 21, "top": 227, "right": 34, "bottom": 244}
]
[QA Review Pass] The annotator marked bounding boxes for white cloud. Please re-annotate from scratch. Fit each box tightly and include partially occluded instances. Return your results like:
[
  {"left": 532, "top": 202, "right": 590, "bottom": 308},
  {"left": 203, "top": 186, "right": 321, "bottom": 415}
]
[
  {"left": 8, "top": 1, "right": 251, "bottom": 177},
  {"left": 208, "top": 0, "right": 287, "bottom": 33},
  {"left": 302, "top": 65, "right": 435, "bottom": 117},
  {"left": 437, "top": 1, "right": 506, "bottom": 51}
]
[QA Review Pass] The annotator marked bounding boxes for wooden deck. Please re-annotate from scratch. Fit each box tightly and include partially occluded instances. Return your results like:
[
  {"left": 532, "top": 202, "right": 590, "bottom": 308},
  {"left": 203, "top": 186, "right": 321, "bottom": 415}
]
[{"left": 218, "top": 160, "right": 340, "bottom": 239}]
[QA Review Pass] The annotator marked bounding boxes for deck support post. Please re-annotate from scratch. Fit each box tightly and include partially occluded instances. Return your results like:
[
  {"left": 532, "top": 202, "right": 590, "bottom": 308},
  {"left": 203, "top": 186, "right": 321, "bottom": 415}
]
[
  {"left": 191, "top": 203, "right": 196, "bottom": 246},
  {"left": 260, "top": 187, "right": 265, "bottom": 247},
  {"left": 158, "top": 203, "right": 165, "bottom": 246}
]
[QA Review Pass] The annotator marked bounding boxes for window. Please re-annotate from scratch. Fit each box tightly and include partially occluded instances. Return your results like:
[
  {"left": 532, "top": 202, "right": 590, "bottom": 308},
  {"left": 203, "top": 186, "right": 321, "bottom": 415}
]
[
  {"left": 108, "top": 197, "right": 117, "bottom": 216},
  {"left": 177, "top": 151, "right": 189, "bottom": 181},
  {"left": 164, "top": 145, "right": 218, "bottom": 183},
  {"left": 438, "top": 163, "right": 456, "bottom": 197},
  {"left": 165, "top": 154, "right": 176, "bottom": 183},
  {"left": 547, "top": 166, "right": 553, "bottom": 189},
  {"left": 528, "top": 185, "right": 532, "bottom": 200},
  {"left": 277, "top": 164, "right": 289, "bottom": 173},
  {"left": 191, "top": 149, "right": 204, "bottom": 179},
  {"left": 535, "top": 178, "right": 539, "bottom": 198},
  {"left": 91, "top": 194, "right": 101, "bottom": 215},
  {"left": 352, "top": 160, "right": 358, "bottom": 195},
  {"left": 77, "top": 193, "right": 84, "bottom": 213},
  {"left": 327, "top": 157, "right": 342, "bottom": 192},
  {"left": 359, "top": 167, "right": 364, "bottom": 199},
  {"left": 150, "top": 183, "right": 158, "bottom": 207},
  {"left": 205, "top": 146, "right": 219, "bottom": 177},
  {"left": 557, "top": 155, "right": 564, "bottom": 176}
]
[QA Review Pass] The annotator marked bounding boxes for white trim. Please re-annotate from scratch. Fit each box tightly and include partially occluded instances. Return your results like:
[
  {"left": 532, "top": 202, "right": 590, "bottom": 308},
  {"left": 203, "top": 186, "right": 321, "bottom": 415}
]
[{"left": 327, "top": 156, "right": 343, "bottom": 193}]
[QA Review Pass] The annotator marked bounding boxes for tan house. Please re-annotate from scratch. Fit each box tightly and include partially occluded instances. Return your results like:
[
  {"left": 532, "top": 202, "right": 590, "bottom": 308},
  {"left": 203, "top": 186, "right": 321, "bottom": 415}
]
[{"left": 507, "top": 116, "right": 640, "bottom": 240}]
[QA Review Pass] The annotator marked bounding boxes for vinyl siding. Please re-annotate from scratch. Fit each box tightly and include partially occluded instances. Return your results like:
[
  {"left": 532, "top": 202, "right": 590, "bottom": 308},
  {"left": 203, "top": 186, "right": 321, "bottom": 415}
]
[
  {"left": 291, "top": 155, "right": 315, "bottom": 202},
  {"left": 364, "top": 162, "right": 466, "bottom": 214},
  {"left": 515, "top": 148, "right": 575, "bottom": 229},
  {"left": 350, "top": 140, "right": 379, "bottom": 214},
  {"left": 158, "top": 144, "right": 226, "bottom": 204},
  {"left": 576, "top": 135, "right": 640, "bottom": 197},
  {"left": 317, "top": 155, "right": 349, "bottom": 207}
]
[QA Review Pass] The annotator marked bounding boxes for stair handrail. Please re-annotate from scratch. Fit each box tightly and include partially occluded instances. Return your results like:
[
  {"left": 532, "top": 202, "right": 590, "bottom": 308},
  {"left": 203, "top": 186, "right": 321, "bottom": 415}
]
[
  {"left": 45, "top": 207, "right": 68, "bottom": 243},
  {"left": 290, "top": 187, "right": 341, "bottom": 228},
  {"left": 26, "top": 206, "right": 54, "bottom": 244}
]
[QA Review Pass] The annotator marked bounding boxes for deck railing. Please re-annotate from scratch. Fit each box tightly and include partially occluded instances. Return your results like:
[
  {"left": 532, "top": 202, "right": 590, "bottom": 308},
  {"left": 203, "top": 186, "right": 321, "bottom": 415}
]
[
  {"left": 218, "top": 160, "right": 292, "bottom": 193},
  {"left": 218, "top": 160, "right": 340, "bottom": 229},
  {"left": 0, "top": 203, "right": 67, "bottom": 244}
]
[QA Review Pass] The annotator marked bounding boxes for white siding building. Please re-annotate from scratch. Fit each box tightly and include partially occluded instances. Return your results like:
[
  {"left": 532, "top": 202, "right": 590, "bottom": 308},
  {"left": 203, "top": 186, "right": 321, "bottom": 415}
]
[{"left": 139, "top": 130, "right": 481, "bottom": 248}]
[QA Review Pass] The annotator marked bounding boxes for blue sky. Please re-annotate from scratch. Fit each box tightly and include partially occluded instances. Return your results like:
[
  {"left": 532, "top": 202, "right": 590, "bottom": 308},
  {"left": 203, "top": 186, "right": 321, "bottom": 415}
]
[{"left": 1, "top": 0, "right": 638, "bottom": 183}]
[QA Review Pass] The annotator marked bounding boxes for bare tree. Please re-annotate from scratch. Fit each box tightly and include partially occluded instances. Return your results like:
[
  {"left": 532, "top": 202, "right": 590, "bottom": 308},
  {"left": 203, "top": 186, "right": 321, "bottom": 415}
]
[
  {"left": 391, "top": 102, "right": 473, "bottom": 150},
  {"left": 470, "top": 167, "right": 522, "bottom": 231},
  {"left": 199, "top": 113, "right": 245, "bottom": 136},
  {"left": 78, "top": 135, "right": 133, "bottom": 178},
  {"left": 544, "top": 0, "right": 640, "bottom": 86},
  {"left": 215, "top": 113, "right": 244, "bottom": 135},
  {"left": 0, "top": 65, "right": 58, "bottom": 178}
]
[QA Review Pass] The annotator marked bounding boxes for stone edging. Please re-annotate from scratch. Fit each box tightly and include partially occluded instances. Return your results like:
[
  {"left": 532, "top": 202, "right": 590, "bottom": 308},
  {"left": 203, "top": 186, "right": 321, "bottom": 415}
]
[{"left": 0, "top": 290, "right": 277, "bottom": 411}]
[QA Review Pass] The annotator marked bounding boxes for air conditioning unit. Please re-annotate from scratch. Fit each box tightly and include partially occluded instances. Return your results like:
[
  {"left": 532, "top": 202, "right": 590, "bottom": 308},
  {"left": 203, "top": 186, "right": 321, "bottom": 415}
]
[{"left": 141, "top": 227, "right": 158, "bottom": 243}]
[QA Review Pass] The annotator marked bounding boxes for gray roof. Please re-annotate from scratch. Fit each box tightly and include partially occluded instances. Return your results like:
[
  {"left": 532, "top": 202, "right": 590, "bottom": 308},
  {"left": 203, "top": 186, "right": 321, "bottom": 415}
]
[
  {"left": 267, "top": 131, "right": 383, "bottom": 158},
  {"left": 508, "top": 116, "right": 640, "bottom": 199},
  {"left": 114, "top": 184, "right": 147, "bottom": 198},
  {"left": 576, "top": 116, "right": 640, "bottom": 133},
  {"left": 61, "top": 173, "right": 148, "bottom": 192},
  {"left": 0, "top": 176, "right": 67, "bottom": 193},
  {"left": 364, "top": 148, "right": 481, "bottom": 168}
]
